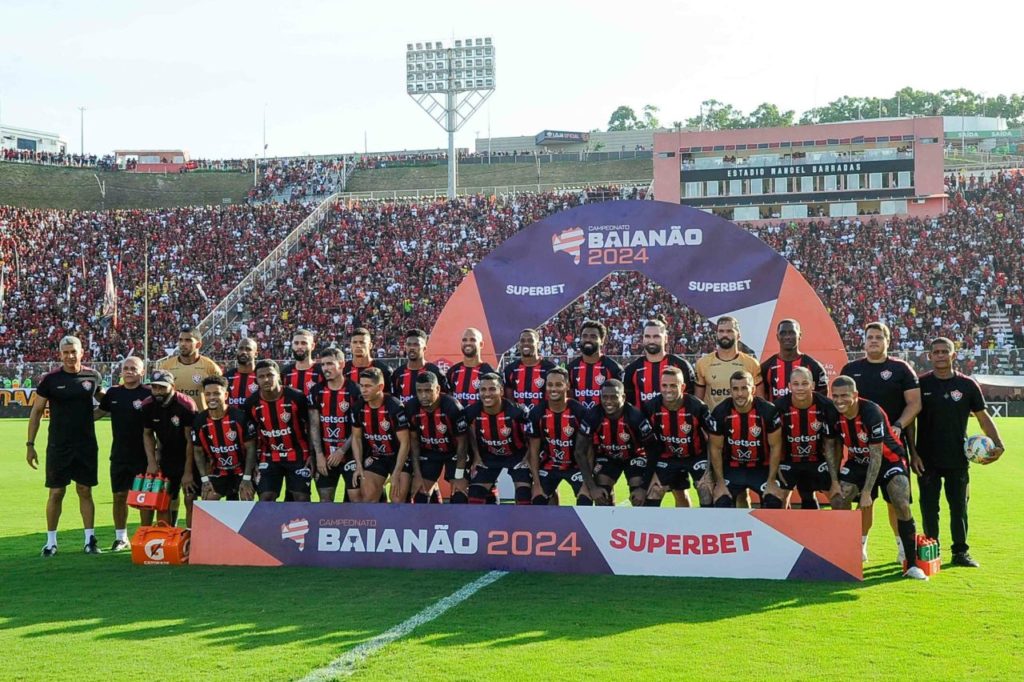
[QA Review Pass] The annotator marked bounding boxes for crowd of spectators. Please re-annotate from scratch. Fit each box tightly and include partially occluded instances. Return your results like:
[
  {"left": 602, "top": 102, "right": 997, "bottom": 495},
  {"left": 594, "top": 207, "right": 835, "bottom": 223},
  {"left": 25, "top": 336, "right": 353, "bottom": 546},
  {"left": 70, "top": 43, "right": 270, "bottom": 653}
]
[
  {"left": 248, "top": 157, "right": 346, "bottom": 204},
  {"left": 1, "top": 148, "right": 118, "bottom": 170},
  {"left": 0, "top": 203, "right": 310, "bottom": 363}
]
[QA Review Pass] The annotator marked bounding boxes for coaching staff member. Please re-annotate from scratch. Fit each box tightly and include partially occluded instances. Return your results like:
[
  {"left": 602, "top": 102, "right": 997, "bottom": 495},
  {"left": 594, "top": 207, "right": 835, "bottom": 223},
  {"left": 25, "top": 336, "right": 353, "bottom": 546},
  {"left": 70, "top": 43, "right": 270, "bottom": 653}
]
[{"left": 27, "top": 335, "right": 104, "bottom": 556}]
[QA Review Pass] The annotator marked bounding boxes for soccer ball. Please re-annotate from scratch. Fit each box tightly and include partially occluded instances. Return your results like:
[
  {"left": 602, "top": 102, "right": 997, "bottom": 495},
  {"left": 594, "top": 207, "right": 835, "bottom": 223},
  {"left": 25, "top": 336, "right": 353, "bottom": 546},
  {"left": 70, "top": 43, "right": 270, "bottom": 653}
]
[{"left": 964, "top": 435, "right": 994, "bottom": 463}]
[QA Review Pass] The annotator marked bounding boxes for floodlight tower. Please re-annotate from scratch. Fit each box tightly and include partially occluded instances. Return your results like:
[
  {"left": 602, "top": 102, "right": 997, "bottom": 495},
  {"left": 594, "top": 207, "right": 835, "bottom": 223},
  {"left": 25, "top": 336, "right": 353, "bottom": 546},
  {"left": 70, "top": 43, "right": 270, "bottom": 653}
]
[{"left": 406, "top": 37, "right": 495, "bottom": 198}]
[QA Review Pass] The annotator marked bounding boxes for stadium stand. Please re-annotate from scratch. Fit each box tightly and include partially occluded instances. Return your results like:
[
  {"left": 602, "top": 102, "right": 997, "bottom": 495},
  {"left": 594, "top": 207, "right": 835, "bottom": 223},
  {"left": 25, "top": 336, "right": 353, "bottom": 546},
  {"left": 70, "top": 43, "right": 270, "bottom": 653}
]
[{"left": 248, "top": 157, "right": 347, "bottom": 204}]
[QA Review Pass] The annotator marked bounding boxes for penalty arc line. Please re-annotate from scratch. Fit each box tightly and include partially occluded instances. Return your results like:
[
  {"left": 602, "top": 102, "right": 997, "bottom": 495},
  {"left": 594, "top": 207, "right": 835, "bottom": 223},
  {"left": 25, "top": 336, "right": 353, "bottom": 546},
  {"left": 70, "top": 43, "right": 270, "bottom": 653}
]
[{"left": 297, "top": 570, "right": 508, "bottom": 681}]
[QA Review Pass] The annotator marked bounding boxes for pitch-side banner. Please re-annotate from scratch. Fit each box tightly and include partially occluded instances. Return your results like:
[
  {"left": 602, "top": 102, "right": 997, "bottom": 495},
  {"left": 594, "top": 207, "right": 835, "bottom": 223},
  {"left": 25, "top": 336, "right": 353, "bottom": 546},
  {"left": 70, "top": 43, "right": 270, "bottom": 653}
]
[
  {"left": 192, "top": 502, "right": 862, "bottom": 582},
  {"left": 428, "top": 200, "right": 846, "bottom": 376}
]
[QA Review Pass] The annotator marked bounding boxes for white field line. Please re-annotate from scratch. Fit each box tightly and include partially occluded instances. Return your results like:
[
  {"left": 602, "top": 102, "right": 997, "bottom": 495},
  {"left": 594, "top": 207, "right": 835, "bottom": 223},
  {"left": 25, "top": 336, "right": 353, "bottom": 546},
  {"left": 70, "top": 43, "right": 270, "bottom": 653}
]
[{"left": 298, "top": 570, "right": 508, "bottom": 681}]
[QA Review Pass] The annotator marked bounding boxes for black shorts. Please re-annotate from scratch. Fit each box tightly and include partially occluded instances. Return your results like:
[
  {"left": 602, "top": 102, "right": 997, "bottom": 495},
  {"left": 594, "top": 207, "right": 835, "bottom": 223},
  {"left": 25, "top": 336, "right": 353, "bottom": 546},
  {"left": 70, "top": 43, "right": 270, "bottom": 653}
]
[
  {"left": 208, "top": 474, "right": 242, "bottom": 500},
  {"left": 593, "top": 456, "right": 648, "bottom": 486},
  {"left": 722, "top": 466, "right": 770, "bottom": 497},
  {"left": 361, "top": 455, "right": 396, "bottom": 480},
  {"left": 417, "top": 453, "right": 459, "bottom": 482},
  {"left": 840, "top": 459, "right": 909, "bottom": 503},
  {"left": 777, "top": 461, "right": 832, "bottom": 492},
  {"left": 470, "top": 457, "right": 533, "bottom": 486},
  {"left": 650, "top": 457, "right": 709, "bottom": 490},
  {"left": 257, "top": 460, "right": 313, "bottom": 497},
  {"left": 45, "top": 448, "right": 98, "bottom": 489},
  {"left": 536, "top": 468, "right": 584, "bottom": 497},
  {"left": 110, "top": 459, "right": 148, "bottom": 493}
]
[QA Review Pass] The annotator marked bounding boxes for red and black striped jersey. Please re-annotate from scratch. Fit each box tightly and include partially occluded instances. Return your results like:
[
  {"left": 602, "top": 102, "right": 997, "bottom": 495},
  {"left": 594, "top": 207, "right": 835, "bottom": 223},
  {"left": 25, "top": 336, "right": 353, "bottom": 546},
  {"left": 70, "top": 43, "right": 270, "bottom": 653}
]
[
  {"left": 464, "top": 399, "right": 529, "bottom": 461},
  {"left": 223, "top": 368, "right": 259, "bottom": 408},
  {"left": 708, "top": 397, "right": 782, "bottom": 468},
  {"left": 391, "top": 362, "right": 449, "bottom": 405},
  {"left": 307, "top": 380, "right": 361, "bottom": 454},
  {"left": 346, "top": 360, "right": 394, "bottom": 393},
  {"left": 282, "top": 363, "right": 324, "bottom": 394},
  {"left": 833, "top": 398, "right": 905, "bottom": 466},
  {"left": 526, "top": 400, "right": 590, "bottom": 471},
  {"left": 405, "top": 394, "right": 468, "bottom": 456},
  {"left": 623, "top": 354, "right": 696, "bottom": 405},
  {"left": 774, "top": 393, "right": 840, "bottom": 463},
  {"left": 580, "top": 403, "right": 657, "bottom": 463},
  {"left": 643, "top": 394, "right": 710, "bottom": 461},
  {"left": 759, "top": 353, "right": 828, "bottom": 401},
  {"left": 191, "top": 408, "right": 254, "bottom": 476},
  {"left": 446, "top": 361, "right": 496, "bottom": 407},
  {"left": 503, "top": 358, "right": 557, "bottom": 408},
  {"left": 243, "top": 388, "right": 310, "bottom": 463},
  {"left": 353, "top": 395, "right": 409, "bottom": 459},
  {"left": 566, "top": 356, "right": 623, "bottom": 409}
]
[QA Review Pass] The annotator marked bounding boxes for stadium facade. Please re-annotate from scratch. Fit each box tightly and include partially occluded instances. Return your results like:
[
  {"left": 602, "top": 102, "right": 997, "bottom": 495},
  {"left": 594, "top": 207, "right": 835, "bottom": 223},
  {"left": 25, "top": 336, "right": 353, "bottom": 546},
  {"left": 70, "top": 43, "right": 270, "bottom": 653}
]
[{"left": 653, "top": 117, "right": 946, "bottom": 219}]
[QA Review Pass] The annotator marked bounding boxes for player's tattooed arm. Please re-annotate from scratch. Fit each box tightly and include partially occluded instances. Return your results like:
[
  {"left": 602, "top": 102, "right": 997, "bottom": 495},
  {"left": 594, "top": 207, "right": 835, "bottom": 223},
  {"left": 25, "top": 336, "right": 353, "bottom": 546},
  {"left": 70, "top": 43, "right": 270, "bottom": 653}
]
[
  {"left": 825, "top": 438, "right": 843, "bottom": 500},
  {"left": 859, "top": 443, "right": 883, "bottom": 508}
]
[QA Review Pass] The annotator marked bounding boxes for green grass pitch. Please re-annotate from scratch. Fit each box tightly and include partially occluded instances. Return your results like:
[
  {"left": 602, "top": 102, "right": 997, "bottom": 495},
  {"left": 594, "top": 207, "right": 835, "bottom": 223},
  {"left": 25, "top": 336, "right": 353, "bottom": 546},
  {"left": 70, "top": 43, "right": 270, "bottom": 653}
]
[{"left": 2, "top": 417, "right": 1022, "bottom": 681}]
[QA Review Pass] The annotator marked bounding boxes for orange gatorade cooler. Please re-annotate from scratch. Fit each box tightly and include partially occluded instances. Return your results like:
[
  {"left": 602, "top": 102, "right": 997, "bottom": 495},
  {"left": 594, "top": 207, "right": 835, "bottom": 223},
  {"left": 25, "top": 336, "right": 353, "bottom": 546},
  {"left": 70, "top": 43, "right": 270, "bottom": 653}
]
[{"left": 131, "top": 522, "right": 190, "bottom": 565}]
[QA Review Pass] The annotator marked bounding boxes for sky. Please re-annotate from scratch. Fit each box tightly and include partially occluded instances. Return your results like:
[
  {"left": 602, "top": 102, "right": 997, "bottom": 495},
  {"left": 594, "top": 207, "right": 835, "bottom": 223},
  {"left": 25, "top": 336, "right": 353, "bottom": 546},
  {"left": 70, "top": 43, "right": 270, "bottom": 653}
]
[{"left": 1, "top": 0, "right": 1020, "bottom": 159}]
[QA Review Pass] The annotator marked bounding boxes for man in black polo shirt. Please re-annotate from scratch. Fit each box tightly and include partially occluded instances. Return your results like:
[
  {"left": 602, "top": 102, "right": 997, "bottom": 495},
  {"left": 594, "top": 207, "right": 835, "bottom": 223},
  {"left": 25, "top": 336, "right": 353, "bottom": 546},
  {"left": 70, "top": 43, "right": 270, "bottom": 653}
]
[
  {"left": 27, "top": 335, "right": 104, "bottom": 557},
  {"left": 840, "top": 321, "right": 921, "bottom": 563},
  {"left": 141, "top": 370, "right": 198, "bottom": 527},
  {"left": 911, "top": 337, "right": 1005, "bottom": 568},
  {"left": 95, "top": 356, "right": 153, "bottom": 550}
]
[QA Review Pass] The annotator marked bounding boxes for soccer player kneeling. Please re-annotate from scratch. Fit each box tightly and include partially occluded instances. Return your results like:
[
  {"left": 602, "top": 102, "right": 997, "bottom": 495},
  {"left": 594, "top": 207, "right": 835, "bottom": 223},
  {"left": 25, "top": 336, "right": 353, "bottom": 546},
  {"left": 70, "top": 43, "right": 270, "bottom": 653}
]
[
  {"left": 191, "top": 376, "right": 254, "bottom": 500},
  {"left": 829, "top": 376, "right": 927, "bottom": 580},
  {"left": 708, "top": 371, "right": 786, "bottom": 509}
]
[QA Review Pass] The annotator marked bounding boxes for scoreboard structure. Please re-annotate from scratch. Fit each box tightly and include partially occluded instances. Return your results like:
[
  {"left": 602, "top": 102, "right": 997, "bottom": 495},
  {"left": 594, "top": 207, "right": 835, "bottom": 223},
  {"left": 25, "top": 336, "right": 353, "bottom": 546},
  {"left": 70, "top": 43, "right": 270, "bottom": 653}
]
[{"left": 653, "top": 117, "right": 947, "bottom": 220}]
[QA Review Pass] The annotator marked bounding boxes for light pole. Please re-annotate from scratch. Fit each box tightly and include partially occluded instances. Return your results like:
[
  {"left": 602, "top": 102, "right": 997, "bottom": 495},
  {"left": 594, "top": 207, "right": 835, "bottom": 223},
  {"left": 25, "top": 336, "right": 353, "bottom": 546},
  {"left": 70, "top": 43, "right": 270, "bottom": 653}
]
[
  {"left": 406, "top": 37, "right": 495, "bottom": 198},
  {"left": 78, "top": 106, "right": 86, "bottom": 157}
]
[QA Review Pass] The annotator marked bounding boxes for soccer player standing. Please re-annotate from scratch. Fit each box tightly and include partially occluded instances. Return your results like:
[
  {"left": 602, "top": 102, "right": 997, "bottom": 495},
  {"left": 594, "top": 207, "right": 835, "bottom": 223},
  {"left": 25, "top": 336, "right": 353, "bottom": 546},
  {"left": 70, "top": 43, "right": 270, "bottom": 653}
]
[
  {"left": 464, "top": 373, "right": 533, "bottom": 505},
  {"left": 346, "top": 327, "right": 393, "bottom": 389},
  {"left": 623, "top": 318, "right": 696, "bottom": 406},
  {"left": 503, "top": 328, "right": 557, "bottom": 409},
  {"left": 911, "top": 337, "right": 1005, "bottom": 567},
  {"left": 446, "top": 327, "right": 496, "bottom": 407},
  {"left": 282, "top": 328, "right": 324, "bottom": 394},
  {"left": 567, "top": 320, "right": 623, "bottom": 410},
  {"left": 94, "top": 356, "right": 152, "bottom": 549},
  {"left": 27, "top": 336, "right": 104, "bottom": 556},
  {"left": 405, "top": 372, "right": 469, "bottom": 503},
  {"left": 307, "top": 347, "right": 361, "bottom": 502},
  {"left": 773, "top": 366, "right": 842, "bottom": 509},
  {"left": 643, "top": 366, "right": 713, "bottom": 508},
  {"left": 156, "top": 326, "right": 222, "bottom": 410},
  {"left": 708, "top": 371, "right": 785, "bottom": 509},
  {"left": 527, "top": 368, "right": 594, "bottom": 505},
  {"left": 830, "top": 375, "right": 927, "bottom": 580},
  {"left": 224, "top": 337, "right": 259, "bottom": 408},
  {"left": 241, "top": 360, "right": 313, "bottom": 502},
  {"left": 191, "top": 376, "right": 254, "bottom": 501},
  {"left": 759, "top": 319, "right": 829, "bottom": 401},
  {"left": 392, "top": 329, "right": 449, "bottom": 404},
  {"left": 840, "top": 321, "right": 921, "bottom": 562},
  {"left": 695, "top": 316, "right": 763, "bottom": 410},
  {"left": 350, "top": 367, "right": 411, "bottom": 503}
]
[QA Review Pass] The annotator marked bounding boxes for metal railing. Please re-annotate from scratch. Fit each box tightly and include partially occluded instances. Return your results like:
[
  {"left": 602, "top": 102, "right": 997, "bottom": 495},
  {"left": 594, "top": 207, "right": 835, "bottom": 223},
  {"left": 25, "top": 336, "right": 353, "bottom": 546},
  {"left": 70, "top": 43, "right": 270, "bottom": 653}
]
[{"left": 337, "top": 180, "right": 654, "bottom": 201}]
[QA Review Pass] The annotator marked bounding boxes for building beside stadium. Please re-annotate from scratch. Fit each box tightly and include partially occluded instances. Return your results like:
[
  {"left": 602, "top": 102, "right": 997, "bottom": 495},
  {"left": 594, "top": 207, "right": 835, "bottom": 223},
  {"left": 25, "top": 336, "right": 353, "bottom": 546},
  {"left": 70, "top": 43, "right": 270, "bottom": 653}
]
[
  {"left": 0, "top": 124, "right": 66, "bottom": 154},
  {"left": 653, "top": 117, "right": 946, "bottom": 219},
  {"left": 475, "top": 128, "right": 664, "bottom": 155}
]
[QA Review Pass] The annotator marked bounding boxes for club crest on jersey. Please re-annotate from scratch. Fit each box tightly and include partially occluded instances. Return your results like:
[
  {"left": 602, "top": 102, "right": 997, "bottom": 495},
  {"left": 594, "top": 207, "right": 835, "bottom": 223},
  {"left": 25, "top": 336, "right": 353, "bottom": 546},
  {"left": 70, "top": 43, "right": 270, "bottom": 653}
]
[
  {"left": 280, "top": 411, "right": 291, "bottom": 423},
  {"left": 950, "top": 390, "right": 963, "bottom": 402},
  {"left": 563, "top": 425, "right": 575, "bottom": 437},
  {"left": 750, "top": 425, "right": 761, "bottom": 437},
  {"left": 619, "top": 431, "right": 631, "bottom": 443},
  {"left": 472, "top": 378, "right": 481, "bottom": 389},
  {"left": 82, "top": 381, "right": 93, "bottom": 392},
  {"left": 249, "top": 383, "right": 258, "bottom": 393},
  {"left": 682, "top": 422, "right": 692, "bottom": 434},
  {"left": 858, "top": 432, "right": 869, "bottom": 442},
  {"left": 340, "top": 401, "right": 350, "bottom": 412},
  {"left": 500, "top": 426, "right": 512, "bottom": 438},
  {"left": 132, "top": 399, "right": 143, "bottom": 410},
  {"left": 880, "top": 370, "right": 892, "bottom": 381},
  {"left": 306, "top": 380, "right": 316, "bottom": 391},
  {"left": 171, "top": 415, "right": 180, "bottom": 427},
  {"left": 226, "top": 429, "right": 237, "bottom": 441},
  {"left": 437, "top": 423, "right": 448, "bottom": 434},
  {"left": 192, "top": 374, "right": 203, "bottom": 385},
  {"left": 380, "top": 419, "right": 391, "bottom": 431},
  {"left": 533, "top": 377, "right": 546, "bottom": 389},
  {"left": 594, "top": 374, "right": 606, "bottom": 386},
  {"left": 811, "top": 421, "right": 822, "bottom": 432}
]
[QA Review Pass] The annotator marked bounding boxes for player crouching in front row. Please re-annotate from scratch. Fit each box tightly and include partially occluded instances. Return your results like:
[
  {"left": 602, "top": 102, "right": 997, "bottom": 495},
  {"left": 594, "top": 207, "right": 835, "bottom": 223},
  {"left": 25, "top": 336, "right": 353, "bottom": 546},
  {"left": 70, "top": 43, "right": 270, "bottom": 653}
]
[{"left": 829, "top": 375, "right": 928, "bottom": 580}]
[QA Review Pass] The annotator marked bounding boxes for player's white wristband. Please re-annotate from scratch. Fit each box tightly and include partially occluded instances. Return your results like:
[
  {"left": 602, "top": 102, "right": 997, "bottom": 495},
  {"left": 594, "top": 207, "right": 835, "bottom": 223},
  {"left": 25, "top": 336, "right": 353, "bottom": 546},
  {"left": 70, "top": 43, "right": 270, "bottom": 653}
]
[
  {"left": 454, "top": 468, "right": 466, "bottom": 479},
  {"left": 200, "top": 476, "right": 211, "bottom": 484},
  {"left": 242, "top": 475, "right": 252, "bottom": 481}
]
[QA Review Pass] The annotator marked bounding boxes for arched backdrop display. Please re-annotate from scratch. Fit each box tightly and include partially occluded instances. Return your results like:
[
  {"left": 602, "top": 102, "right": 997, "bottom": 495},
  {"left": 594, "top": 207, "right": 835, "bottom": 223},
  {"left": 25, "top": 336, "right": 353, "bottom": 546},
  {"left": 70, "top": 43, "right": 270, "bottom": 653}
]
[{"left": 430, "top": 200, "right": 846, "bottom": 377}]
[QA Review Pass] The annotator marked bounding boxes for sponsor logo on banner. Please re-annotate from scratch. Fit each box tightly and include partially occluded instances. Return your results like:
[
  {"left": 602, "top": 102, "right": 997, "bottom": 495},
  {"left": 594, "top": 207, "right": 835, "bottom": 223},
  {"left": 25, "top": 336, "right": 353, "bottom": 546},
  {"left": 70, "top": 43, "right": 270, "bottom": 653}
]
[
  {"left": 552, "top": 227, "right": 585, "bottom": 264},
  {"left": 281, "top": 518, "right": 310, "bottom": 551}
]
